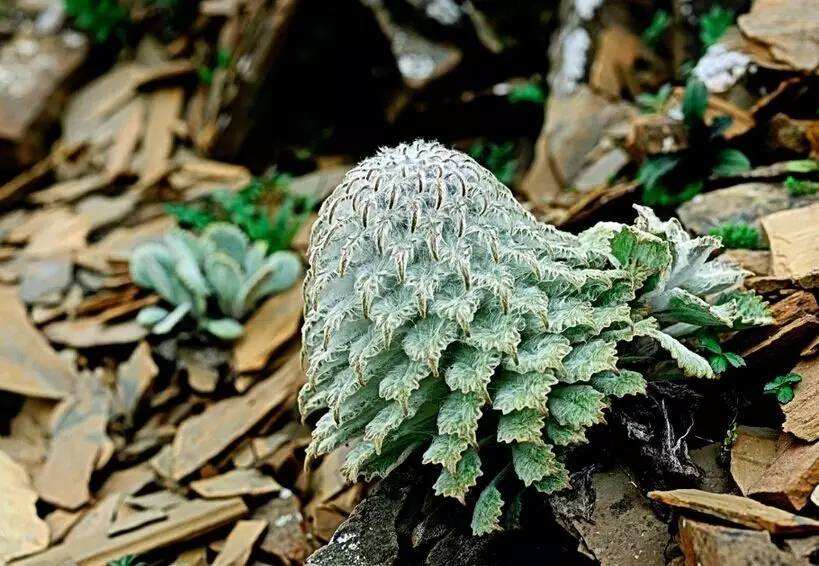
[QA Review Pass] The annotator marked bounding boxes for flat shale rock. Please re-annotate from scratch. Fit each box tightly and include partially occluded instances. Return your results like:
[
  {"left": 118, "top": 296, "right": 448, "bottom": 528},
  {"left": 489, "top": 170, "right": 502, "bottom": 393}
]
[
  {"left": 730, "top": 427, "right": 779, "bottom": 496},
  {"left": 784, "top": 358, "right": 819, "bottom": 442},
  {"left": 676, "top": 183, "right": 795, "bottom": 236},
  {"left": 748, "top": 434, "right": 819, "bottom": 511},
  {"left": 762, "top": 203, "right": 819, "bottom": 288},
  {"left": 571, "top": 468, "right": 668, "bottom": 566},
  {"left": 0, "top": 449, "right": 50, "bottom": 562},
  {"left": 678, "top": 517, "right": 804, "bottom": 566},
  {"left": 19, "top": 255, "right": 72, "bottom": 304},
  {"left": 649, "top": 489, "right": 819, "bottom": 534},
  {"left": 722, "top": 249, "right": 772, "bottom": 276}
]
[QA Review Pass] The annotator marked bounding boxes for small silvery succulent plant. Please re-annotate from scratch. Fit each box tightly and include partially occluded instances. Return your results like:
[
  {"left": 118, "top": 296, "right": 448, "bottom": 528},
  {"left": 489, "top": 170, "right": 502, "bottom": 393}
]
[
  {"left": 299, "top": 140, "right": 771, "bottom": 535},
  {"left": 131, "top": 223, "right": 303, "bottom": 340}
]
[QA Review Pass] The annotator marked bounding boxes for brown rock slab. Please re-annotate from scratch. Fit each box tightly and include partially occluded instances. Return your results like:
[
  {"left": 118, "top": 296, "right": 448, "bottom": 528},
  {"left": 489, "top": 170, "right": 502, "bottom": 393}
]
[
  {"left": 117, "top": 341, "right": 158, "bottom": 419},
  {"left": 738, "top": 0, "right": 819, "bottom": 72},
  {"left": 17, "top": 497, "right": 247, "bottom": 566},
  {"left": 730, "top": 426, "right": 779, "bottom": 496},
  {"left": 0, "top": 285, "right": 76, "bottom": 399},
  {"left": 253, "top": 491, "right": 314, "bottom": 563},
  {"left": 678, "top": 517, "right": 803, "bottom": 566},
  {"left": 572, "top": 467, "right": 668, "bottom": 565},
  {"left": 735, "top": 291, "right": 819, "bottom": 362},
  {"left": 212, "top": 519, "right": 268, "bottom": 566},
  {"left": 125, "top": 490, "right": 187, "bottom": 512},
  {"left": 749, "top": 434, "right": 819, "bottom": 510},
  {"left": 108, "top": 507, "right": 167, "bottom": 536},
  {"left": 722, "top": 249, "right": 772, "bottom": 277},
  {"left": 234, "top": 281, "right": 303, "bottom": 374},
  {"left": 648, "top": 489, "right": 819, "bottom": 534},
  {"left": 190, "top": 468, "right": 282, "bottom": 499},
  {"left": 0, "top": 449, "right": 50, "bottom": 562},
  {"left": 43, "top": 318, "right": 148, "bottom": 347},
  {"left": 762, "top": 203, "right": 819, "bottom": 288},
  {"left": 783, "top": 357, "right": 819, "bottom": 443},
  {"left": 170, "top": 355, "right": 304, "bottom": 480},
  {"left": 19, "top": 256, "right": 73, "bottom": 304}
]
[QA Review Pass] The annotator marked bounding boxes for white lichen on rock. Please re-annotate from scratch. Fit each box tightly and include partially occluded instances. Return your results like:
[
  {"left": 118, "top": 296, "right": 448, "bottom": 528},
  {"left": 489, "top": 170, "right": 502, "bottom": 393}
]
[
  {"left": 693, "top": 43, "right": 751, "bottom": 93},
  {"left": 300, "top": 140, "right": 771, "bottom": 535}
]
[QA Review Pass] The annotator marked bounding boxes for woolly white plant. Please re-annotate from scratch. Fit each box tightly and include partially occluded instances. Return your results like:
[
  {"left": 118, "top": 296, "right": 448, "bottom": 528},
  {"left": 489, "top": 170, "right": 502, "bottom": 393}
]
[{"left": 299, "top": 140, "right": 770, "bottom": 535}]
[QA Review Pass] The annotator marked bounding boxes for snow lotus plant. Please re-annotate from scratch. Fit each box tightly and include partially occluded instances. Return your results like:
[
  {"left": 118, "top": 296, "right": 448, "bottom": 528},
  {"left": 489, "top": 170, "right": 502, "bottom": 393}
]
[
  {"left": 299, "top": 141, "right": 771, "bottom": 535},
  {"left": 130, "top": 223, "right": 303, "bottom": 340}
]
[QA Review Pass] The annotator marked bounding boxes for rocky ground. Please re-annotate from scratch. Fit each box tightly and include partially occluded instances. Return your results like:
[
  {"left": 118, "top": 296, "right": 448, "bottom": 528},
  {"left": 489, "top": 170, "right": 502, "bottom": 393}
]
[{"left": 0, "top": 0, "right": 817, "bottom": 565}]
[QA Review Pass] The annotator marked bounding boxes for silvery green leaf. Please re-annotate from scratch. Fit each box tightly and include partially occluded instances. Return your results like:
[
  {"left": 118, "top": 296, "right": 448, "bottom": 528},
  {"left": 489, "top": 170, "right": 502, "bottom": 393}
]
[
  {"left": 533, "top": 463, "right": 570, "bottom": 494},
  {"left": 471, "top": 482, "right": 504, "bottom": 536},
  {"left": 512, "top": 442, "right": 559, "bottom": 486},
  {"left": 422, "top": 434, "right": 469, "bottom": 473},
  {"left": 497, "top": 409, "right": 544, "bottom": 444},
  {"left": 152, "top": 302, "right": 191, "bottom": 334},
  {"left": 445, "top": 346, "right": 500, "bottom": 397},
  {"left": 136, "top": 305, "right": 169, "bottom": 326},
  {"left": 175, "top": 255, "right": 211, "bottom": 298},
  {"left": 437, "top": 391, "right": 483, "bottom": 444},
  {"left": 547, "top": 385, "right": 607, "bottom": 429},
  {"left": 492, "top": 371, "right": 557, "bottom": 415},
  {"left": 433, "top": 447, "right": 482, "bottom": 503},
  {"left": 201, "top": 222, "right": 249, "bottom": 265},
  {"left": 203, "top": 318, "right": 244, "bottom": 340},
  {"left": 378, "top": 360, "right": 430, "bottom": 407},
  {"left": 560, "top": 339, "right": 618, "bottom": 383},
  {"left": 504, "top": 334, "right": 571, "bottom": 374},
  {"left": 545, "top": 419, "right": 588, "bottom": 446},
  {"left": 636, "top": 323, "right": 714, "bottom": 378},
  {"left": 204, "top": 252, "right": 243, "bottom": 315},
  {"left": 463, "top": 310, "right": 524, "bottom": 356},
  {"left": 130, "top": 244, "right": 175, "bottom": 296},
  {"left": 590, "top": 370, "right": 647, "bottom": 398},
  {"left": 716, "top": 291, "right": 773, "bottom": 328},
  {"left": 403, "top": 315, "right": 458, "bottom": 370},
  {"left": 244, "top": 240, "right": 269, "bottom": 275},
  {"left": 164, "top": 229, "right": 204, "bottom": 264},
  {"left": 258, "top": 251, "right": 302, "bottom": 294}
]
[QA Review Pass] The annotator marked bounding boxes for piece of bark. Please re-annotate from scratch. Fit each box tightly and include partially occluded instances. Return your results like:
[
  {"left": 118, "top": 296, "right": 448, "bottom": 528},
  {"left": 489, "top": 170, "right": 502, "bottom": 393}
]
[
  {"left": 17, "top": 497, "right": 248, "bottom": 566},
  {"left": 648, "top": 489, "right": 819, "bottom": 534},
  {"left": 0, "top": 450, "right": 50, "bottom": 562},
  {"left": 212, "top": 519, "right": 268, "bottom": 566},
  {"left": 254, "top": 491, "right": 313, "bottom": 563},
  {"left": 0, "top": 285, "right": 76, "bottom": 398},
  {"left": 43, "top": 318, "right": 148, "bottom": 347},
  {"left": 139, "top": 88, "right": 184, "bottom": 186},
  {"left": 737, "top": 0, "right": 819, "bottom": 72},
  {"left": 117, "top": 341, "right": 158, "bottom": 418},
  {"left": 783, "top": 357, "right": 819, "bottom": 442},
  {"left": 190, "top": 468, "right": 282, "bottom": 499},
  {"left": 730, "top": 426, "right": 779, "bottom": 496},
  {"left": 170, "top": 355, "right": 304, "bottom": 480},
  {"left": 748, "top": 434, "right": 819, "bottom": 511},
  {"left": 678, "top": 517, "right": 802, "bottom": 566},
  {"left": 762, "top": 203, "right": 819, "bottom": 288},
  {"left": 233, "top": 281, "right": 303, "bottom": 374}
]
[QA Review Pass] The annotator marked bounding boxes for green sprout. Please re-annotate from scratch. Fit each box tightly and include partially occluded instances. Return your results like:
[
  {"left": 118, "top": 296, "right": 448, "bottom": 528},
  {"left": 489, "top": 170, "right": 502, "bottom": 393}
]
[
  {"left": 700, "top": 6, "right": 734, "bottom": 48},
  {"left": 764, "top": 373, "right": 802, "bottom": 405},
  {"left": 784, "top": 176, "right": 819, "bottom": 197},
  {"left": 642, "top": 9, "right": 671, "bottom": 48},
  {"left": 508, "top": 82, "right": 545, "bottom": 105},
  {"left": 708, "top": 222, "right": 763, "bottom": 250},
  {"left": 64, "top": 0, "right": 128, "bottom": 44}
]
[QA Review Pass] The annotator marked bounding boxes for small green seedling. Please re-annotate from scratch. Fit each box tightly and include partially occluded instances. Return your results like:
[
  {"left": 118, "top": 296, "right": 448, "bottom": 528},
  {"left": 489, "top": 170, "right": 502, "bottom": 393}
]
[
  {"left": 642, "top": 9, "right": 671, "bottom": 48},
  {"left": 764, "top": 373, "right": 802, "bottom": 405},
  {"left": 694, "top": 330, "right": 745, "bottom": 374},
  {"left": 784, "top": 176, "right": 819, "bottom": 197},
  {"left": 699, "top": 6, "right": 734, "bottom": 48},
  {"left": 708, "top": 222, "right": 763, "bottom": 250}
]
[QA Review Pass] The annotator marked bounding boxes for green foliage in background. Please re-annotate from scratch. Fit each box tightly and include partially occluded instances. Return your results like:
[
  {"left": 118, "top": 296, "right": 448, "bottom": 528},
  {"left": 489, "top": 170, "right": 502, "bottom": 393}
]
[
  {"left": 108, "top": 556, "right": 146, "bottom": 566},
  {"left": 642, "top": 9, "right": 671, "bottom": 48},
  {"left": 508, "top": 82, "right": 546, "bottom": 105},
  {"left": 785, "top": 176, "right": 819, "bottom": 197},
  {"left": 637, "top": 84, "right": 672, "bottom": 114},
  {"left": 708, "top": 222, "right": 764, "bottom": 250},
  {"left": 166, "top": 174, "right": 314, "bottom": 255},
  {"left": 693, "top": 329, "right": 745, "bottom": 374},
  {"left": 639, "top": 78, "right": 751, "bottom": 206},
  {"left": 469, "top": 140, "right": 519, "bottom": 186},
  {"left": 64, "top": 0, "right": 129, "bottom": 43},
  {"left": 700, "top": 6, "right": 734, "bottom": 48},
  {"left": 764, "top": 373, "right": 802, "bottom": 405}
]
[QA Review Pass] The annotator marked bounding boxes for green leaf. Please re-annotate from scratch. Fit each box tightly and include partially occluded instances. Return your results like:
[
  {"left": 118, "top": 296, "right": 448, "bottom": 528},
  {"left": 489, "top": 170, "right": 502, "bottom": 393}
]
[
  {"left": 637, "top": 155, "right": 680, "bottom": 191},
  {"left": 712, "top": 149, "right": 751, "bottom": 177},
  {"left": 508, "top": 82, "right": 545, "bottom": 105},
  {"left": 422, "top": 434, "right": 469, "bottom": 473},
  {"left": 492, "top": 371, "right": 557, "bottom": 415},
  {"left": 505, "top": 334, "right": 571, "bottom": 374},
  {"left": 547, "top": 385, "right": 607, "bottom": 429},
  {"left": 637, "top": 84, "right": 672, "bottom": 114},
  {"left": 512, "top": 442, "right": 559, "bottom": 487},
  {"left": 784, "top": 176, "right": 819, "bottom": 196},
  {"left": 202, "top": 222, "right": 249, "bottom": 264},
  {"left": 136, "top": 306, "right": 168, "bottom": 327},
  {"left": 545, "top": 419, "right": 588, "bottom": 446},
  {"left": 723, "top": 352, "right": 745, "bottom": 368},
  {"left": 471, "top": 483, "right": 504, "bottom": 536},
  {"left": 379, "top": 360, "right": 430, "bottom": 408},
  {"left": 784, "top": 160, "right": 818, "bottom": 173},
  {"left": 776, "top": 387, "right": 795, "bottom": 405},
  {"left": 637, "top": 324, "right": 714, "bottom": 378},
  {"left": 682, "top": 78, "right": 708, "bottom": 127},
  {"left": 560, "top": 340, "right": 618, "bottom": 383},
  {"left": 497, "top": 409, "right": 545, "bottom": 444},
  {"left": 641, "top": 10, "right": 671, "bottom": 48},
  {"left": 590, "top": 370, "right": 647, "bottom": 398},
  {"left": 203, "top": 318, "right": 244, "bottom": 340},
  {"left": 445, "top": 347, "right": 500, "bottom": 397},
  {"left": 700, "top": 6, "right": 734, "bottom": 47},
  {"left": 438, "top": 391, "right": 483, "bottom": 444},
  {"left": 709, "top": 354, "right": 728, "bottom": 374},
  {"left": 204, "top": 252, "right": 244, "bottom": 315},
  {"left": 152, "top": 303, "right": 191, "bottom": 334},
  {"left": 533, "top": 463, "right": 571, "bottom": 494},
  {"left": 433, "top": 448, "right": 482, "bottom": 503}
]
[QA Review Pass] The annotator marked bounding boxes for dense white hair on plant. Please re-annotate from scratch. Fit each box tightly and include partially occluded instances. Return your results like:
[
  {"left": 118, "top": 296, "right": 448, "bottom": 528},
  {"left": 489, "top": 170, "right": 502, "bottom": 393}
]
[{"left": 299, "top": 140, "right": 770, "bottom": 535}]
